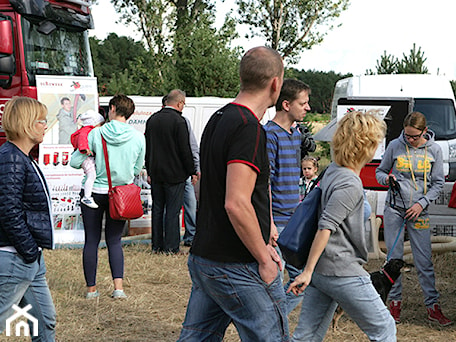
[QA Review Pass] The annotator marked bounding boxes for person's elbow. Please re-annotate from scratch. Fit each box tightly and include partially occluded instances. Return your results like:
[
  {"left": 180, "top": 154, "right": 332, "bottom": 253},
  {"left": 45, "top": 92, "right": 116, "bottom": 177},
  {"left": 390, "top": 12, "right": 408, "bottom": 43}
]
[{"left": 224, "top": 196, "right": 247, "bottom": 220}]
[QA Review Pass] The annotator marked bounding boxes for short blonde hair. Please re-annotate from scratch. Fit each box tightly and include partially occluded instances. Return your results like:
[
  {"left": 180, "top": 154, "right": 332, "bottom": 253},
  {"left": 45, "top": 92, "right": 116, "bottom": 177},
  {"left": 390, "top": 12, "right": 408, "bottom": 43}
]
[
  {"left": 3, "top": 97, "right": 47, "bottom": 141},
  {"left": 332, "top": 111, "right": 386, "bottom": 169}
]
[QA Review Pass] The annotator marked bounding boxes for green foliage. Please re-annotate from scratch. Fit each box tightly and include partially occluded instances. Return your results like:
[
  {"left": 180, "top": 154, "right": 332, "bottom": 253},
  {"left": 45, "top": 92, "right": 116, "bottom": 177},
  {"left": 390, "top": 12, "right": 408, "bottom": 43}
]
[
  {"left": 368, "top": 51, "right": 398, "bottom": 75},
  {"left": 286, "top": 68, "right": 351, "bottom": 113},
  {"left": 172, "top": 13, "right": 241, "bottom": 97},
  {"left": 304, "top": 112, "right": 331, "bottom": 122},
  {"left": 89, "top": 34, "right": 151, "bottom": 95},
  {"left": 92, "top": 0, "right": 240, "bottom": 96},
  {"left": 397, "top": 43, "right": 428, "bottom": 74},
  {"left": 369, "top": 43, "right": 429, "bottom": 75},
  {"left": 451, "top": 80, "right": 456, "bottom": 98},
  {"left": 235, "top": 0, "right": 349, "bottom": 63}
]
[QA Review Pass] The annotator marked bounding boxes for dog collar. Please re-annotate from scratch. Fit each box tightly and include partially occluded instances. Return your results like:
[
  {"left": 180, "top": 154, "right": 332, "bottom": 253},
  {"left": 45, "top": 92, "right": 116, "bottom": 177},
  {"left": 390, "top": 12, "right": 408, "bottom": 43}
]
[{"left": 381, "top": 268, "right": 395, "bottom": 284}]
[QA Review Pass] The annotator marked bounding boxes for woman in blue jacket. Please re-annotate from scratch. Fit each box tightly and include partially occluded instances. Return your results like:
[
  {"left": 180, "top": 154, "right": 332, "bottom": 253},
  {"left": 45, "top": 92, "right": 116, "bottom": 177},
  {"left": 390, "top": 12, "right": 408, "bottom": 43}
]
[{"left": 0, "top": 97, "right": 56, "bottom": 341}]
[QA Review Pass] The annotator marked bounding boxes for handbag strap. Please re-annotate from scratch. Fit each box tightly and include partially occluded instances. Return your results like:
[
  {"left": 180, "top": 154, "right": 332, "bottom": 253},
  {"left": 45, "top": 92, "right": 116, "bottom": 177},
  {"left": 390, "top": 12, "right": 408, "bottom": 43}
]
[
  {"left": 308, "top": 166, "right": 327, "bottom": 193},
  {"left": 101, "top": 134, "right": 113, "bottom": 191}
]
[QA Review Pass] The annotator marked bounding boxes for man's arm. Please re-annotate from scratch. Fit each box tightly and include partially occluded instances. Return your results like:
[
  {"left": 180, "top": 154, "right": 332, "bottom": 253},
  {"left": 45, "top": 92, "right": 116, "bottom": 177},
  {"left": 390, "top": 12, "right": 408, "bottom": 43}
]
[{"left": 225, "top": 162, "right": 279, "bottom": 284}]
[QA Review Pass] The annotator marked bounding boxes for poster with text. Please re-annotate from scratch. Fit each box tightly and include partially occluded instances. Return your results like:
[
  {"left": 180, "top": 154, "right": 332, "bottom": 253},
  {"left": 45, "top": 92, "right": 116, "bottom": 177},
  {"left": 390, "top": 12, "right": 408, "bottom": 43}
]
[
  {"left": 336, "top": 105, "right": 391, "bottom": 160},
  {"left": 36, "top": 76, "right": 98, "bottom": 244}
]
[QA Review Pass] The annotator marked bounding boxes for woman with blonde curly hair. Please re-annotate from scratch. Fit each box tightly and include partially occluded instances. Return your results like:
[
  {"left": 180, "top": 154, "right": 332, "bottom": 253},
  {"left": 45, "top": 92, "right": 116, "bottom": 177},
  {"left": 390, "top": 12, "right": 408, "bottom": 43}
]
[{"left": 288, "top": 111, "right": 396, "bottom": 341}]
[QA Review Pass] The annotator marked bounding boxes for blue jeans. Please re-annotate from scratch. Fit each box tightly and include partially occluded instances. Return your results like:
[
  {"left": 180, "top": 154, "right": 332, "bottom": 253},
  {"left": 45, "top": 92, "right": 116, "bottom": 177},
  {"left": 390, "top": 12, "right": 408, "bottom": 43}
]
[
  {"left": 151, "top": 181, "right": 185, "bottom": 253},
  {"left": 292, "top": 273, "right": 396, "bottom": 342},
  {"left": 179, "top": 254, "right": 289, "bottom": 341},
  {"left": 182, "top": 177, "right": 197, "bottom": 245},
  {"left": 0, "top": 251, "right": 56, "bottom": 341},
  {"left": 384, "top": 205, "right": 438, "bottom": 306}
]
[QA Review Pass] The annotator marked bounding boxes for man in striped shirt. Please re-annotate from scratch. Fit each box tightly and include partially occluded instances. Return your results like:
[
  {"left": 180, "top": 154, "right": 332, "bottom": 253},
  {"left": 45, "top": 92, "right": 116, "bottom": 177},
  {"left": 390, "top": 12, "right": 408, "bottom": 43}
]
[{"left": 264, "top": 78, "right": 312, "bottom": 314}]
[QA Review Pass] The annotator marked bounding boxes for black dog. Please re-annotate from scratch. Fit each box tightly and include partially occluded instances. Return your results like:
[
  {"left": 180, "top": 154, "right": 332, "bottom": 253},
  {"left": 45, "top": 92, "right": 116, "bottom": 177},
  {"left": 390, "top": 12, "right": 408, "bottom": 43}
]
[
  {"left": 370, "top": 258, "right": 406, "bottom": 303},
  {"left": 332, "top": 259, "right": 407, "bottom": 330}
]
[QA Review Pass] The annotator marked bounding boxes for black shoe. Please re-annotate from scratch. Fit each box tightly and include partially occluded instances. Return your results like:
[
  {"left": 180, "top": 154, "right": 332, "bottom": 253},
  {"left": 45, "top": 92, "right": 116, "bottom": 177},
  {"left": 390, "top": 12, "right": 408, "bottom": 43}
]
[{"left": 183, "top": 241, "right": 192, "bottom": 247}]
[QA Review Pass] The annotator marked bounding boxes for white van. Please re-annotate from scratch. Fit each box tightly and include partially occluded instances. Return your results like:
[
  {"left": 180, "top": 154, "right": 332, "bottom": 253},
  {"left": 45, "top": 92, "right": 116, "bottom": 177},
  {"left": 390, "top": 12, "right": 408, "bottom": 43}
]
[
  {"left": 317, "top": 74, "right": 456, "bottom": 182},
  {"left": 99, "top": 96, "right": 276, "bottom": 143},
  {"left": 316, "top": 74, "right": 456, "bottom": 236}
]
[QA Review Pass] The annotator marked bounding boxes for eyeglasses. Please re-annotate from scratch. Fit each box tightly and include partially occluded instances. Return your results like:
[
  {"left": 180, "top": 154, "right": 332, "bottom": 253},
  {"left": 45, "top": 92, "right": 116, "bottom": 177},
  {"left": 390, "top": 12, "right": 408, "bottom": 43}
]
[
  {"left": 35, "top": 119, "right": 47, "bottom": 125},
  {"left": 404, "top": 129, "right": 424, "bottom": 141}
]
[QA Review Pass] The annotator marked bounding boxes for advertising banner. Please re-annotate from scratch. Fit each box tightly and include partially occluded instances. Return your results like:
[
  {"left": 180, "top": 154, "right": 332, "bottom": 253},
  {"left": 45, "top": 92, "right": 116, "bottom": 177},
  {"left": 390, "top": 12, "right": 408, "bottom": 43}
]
[{"left": 36, "top": 76, "right": 98, "bottom": 244}]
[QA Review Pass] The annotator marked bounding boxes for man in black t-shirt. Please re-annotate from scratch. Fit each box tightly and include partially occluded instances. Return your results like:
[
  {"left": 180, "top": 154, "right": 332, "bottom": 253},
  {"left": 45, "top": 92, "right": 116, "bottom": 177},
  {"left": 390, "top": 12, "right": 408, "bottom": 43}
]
[{"left": 179, "top": 47, "right": 289, "bottom": 342}]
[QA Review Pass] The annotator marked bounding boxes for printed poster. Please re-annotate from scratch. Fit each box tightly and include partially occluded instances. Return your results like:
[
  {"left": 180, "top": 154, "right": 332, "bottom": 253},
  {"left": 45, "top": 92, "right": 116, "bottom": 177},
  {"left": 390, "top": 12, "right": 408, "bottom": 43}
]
[
  {"left": 36, "top": 76, "right": 151, "bottom": 243},
  {"left": 336, "top": 105, "right": 391, "bottom": 160},
  {"left": 36, "top": 76, "right": 98, "bottom": 244}
]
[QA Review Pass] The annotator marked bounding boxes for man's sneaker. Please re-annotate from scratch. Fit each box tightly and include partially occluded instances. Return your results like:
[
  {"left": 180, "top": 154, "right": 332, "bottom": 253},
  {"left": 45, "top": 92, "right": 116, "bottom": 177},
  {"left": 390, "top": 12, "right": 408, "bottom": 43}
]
[
  {"left": 111, "top": 289, "right": 127, "bottom": 299},
  {"left": 81, "top": 197, "right": 98, "bottom": 209},
  {"left": 427, "top": 303, "right": 453, "bottom": 326},
  {"left": 389, "top": 300, "right": 401, "bottom": 324}
]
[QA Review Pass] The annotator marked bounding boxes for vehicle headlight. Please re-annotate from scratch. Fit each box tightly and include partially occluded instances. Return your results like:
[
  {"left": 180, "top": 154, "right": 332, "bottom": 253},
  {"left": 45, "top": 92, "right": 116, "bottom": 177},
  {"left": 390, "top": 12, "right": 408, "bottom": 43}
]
[{"left": 449, "top": 142, "right": 456, "bottom": 162}]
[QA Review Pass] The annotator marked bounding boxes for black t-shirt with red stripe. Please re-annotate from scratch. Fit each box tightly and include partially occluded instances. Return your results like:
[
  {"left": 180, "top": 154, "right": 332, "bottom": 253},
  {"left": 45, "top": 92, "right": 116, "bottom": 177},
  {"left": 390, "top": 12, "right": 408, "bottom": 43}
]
[{"left": 191, "top": 103, "right": 271, "bottom": 263}]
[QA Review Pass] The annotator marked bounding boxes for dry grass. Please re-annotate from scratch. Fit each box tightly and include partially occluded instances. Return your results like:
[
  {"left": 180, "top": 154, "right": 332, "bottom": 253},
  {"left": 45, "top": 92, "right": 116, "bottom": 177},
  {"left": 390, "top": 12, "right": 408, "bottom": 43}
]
[{"left": 1, "top": 243, "right": 456, "bottom": 341}]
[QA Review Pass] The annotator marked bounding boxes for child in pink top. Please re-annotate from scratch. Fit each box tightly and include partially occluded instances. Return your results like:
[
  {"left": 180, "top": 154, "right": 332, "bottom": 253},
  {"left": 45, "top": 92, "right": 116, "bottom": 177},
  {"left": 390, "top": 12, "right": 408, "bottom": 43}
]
[{"left": 71, "top": 110, "right": 105, "bottom": 208}]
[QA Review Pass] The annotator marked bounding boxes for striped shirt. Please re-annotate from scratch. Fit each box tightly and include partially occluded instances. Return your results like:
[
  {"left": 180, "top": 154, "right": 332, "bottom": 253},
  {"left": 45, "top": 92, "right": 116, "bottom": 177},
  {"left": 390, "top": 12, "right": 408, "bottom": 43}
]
[{"left": 264, "top": 120, "right": 301, "bottom": 228}]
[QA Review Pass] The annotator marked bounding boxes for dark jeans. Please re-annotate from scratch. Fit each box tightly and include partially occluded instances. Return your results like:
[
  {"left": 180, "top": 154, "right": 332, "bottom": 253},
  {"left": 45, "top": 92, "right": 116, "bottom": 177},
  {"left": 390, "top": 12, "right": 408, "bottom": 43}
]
[
  {"left": 80, "top": 191, "right": 125, "bottom": 287},
  {"left": 151, "top": 181, "right": 185, "bottom": 253}
]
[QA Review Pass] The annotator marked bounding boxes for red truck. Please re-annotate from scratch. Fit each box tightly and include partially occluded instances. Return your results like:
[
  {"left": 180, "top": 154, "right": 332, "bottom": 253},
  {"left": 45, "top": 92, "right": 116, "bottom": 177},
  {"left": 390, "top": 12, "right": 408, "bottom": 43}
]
[{"left": 0, "top": 0, "right": 94, "bottom": 148}]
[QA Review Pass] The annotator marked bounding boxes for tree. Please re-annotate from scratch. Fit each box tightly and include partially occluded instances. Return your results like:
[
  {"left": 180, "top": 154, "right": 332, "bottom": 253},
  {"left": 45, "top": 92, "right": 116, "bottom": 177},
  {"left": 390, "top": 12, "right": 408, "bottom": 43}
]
[
  {"left": 375, "top": 51, "right": 398, "bottom": 75},
  {"left": 173, "top": 13, "right": 241, "bottom": 96},
  {"left": 235, "top": 0, "right": 349, "bottom": 63},
  {"left": 286, "top": 68, "right": 351, "bottom": 113},
  {"left": 89, "top": 34, "right": 150, "bottom": 95},
  {"left": 369, "top": 44, "right": 429, "bottom": 75},
  {"left": 397, "top": 43, "right": 428, "bottom": 74},
  {"left": 106, "top": 0, "right": 240, "bottom": 96}
]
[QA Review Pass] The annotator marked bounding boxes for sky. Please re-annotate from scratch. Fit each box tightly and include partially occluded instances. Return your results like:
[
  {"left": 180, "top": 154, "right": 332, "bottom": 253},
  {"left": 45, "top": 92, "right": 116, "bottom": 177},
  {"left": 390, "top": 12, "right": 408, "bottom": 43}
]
[{"left": 89, "top": 0, "right": 456, "bottom": 80}]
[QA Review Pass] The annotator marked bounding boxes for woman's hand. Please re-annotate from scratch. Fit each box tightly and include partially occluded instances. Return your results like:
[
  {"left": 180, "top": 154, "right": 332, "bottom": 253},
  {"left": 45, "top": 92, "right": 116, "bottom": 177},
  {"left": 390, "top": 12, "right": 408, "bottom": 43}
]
[
  {"left": 287, "top": 269, "right": 312, "bottom": 295},
  {"left": 405, "top": 203, "right": 423, "bottom": 221},
  {"left": 386, "top": 174, "right": 397, "bottom": 186}
]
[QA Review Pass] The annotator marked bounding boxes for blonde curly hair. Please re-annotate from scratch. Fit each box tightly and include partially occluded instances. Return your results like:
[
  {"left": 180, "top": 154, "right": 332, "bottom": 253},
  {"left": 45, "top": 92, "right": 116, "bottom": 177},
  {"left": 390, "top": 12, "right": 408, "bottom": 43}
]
[{"left": 332, "top": 111, "right": 386, "bottom": 170}]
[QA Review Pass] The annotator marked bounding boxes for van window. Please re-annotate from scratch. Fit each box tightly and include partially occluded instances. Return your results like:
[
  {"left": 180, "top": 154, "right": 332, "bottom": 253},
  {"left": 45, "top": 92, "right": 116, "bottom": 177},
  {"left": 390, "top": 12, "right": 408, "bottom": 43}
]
[{"left": 414, "top": 99, "right": 456, "bottom": 140}]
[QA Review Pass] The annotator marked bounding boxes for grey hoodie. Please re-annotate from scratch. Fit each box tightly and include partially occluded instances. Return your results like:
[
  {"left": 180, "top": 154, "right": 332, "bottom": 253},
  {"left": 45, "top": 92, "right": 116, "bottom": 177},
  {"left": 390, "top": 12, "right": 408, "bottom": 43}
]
[
  {"left": 376, "top": 130, "right": 444, "bottom": 210},
  {"left": 315, "top": 163, "right": 369, "bottom": 277}
]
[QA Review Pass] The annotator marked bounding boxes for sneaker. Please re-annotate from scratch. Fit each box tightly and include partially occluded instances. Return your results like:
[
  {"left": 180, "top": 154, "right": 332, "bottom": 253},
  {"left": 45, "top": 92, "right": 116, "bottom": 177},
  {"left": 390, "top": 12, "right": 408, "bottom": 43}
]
[
  {"left": 389, "top": 300, "right": 401, "bottom": 324},
  {"left": 427, "top": 303, "right": 453, "bottom": 326},
  {"left": 111, "top": 289, "right": 127, "bottom": 299},
  {"left": 81, "top": 197, "right": 98, "bottom": 209},
  {"left": 86, "top": 290, "right": 100, "bottom": 299}
]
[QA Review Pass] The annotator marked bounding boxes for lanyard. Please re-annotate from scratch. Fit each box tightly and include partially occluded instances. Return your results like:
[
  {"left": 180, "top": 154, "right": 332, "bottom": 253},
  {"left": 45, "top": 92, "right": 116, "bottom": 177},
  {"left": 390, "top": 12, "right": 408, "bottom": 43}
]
[{"left": 405, "top": 144, "right": 427, "bottom": 195}]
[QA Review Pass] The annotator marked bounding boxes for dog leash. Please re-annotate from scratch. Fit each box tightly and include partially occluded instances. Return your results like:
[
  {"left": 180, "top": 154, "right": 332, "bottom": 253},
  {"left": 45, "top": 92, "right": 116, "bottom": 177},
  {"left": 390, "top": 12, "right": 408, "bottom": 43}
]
[{"left": 386, "top": 176, "right": 407, "bottom": 262}]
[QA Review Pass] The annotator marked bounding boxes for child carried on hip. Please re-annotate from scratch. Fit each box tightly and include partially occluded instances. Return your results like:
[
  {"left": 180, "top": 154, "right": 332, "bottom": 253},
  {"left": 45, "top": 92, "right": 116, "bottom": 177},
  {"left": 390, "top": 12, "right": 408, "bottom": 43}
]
[{"left": 71, "top": 110, "right": 105, "bottom": 208}]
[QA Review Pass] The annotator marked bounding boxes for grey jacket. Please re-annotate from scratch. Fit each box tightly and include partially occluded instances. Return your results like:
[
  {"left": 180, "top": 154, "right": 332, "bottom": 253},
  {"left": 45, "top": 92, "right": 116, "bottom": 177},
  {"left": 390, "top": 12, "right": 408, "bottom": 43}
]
[
  {"left": 315, "top": 162, "right": 369, "bottom": 277},
  {"left": 376, "top": 130, "right": 444, "bottom": 210}
]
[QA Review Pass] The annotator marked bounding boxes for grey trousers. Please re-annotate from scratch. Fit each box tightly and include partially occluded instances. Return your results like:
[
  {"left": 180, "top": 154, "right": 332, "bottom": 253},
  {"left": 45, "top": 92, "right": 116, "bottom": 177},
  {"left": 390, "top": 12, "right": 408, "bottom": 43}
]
[{"left": 383, "top": 205, "right": 439, "bottom": 307}]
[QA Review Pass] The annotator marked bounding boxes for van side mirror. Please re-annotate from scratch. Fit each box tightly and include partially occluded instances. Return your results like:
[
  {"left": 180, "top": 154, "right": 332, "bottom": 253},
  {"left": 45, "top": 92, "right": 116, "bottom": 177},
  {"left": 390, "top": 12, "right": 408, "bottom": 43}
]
[{"left": 0, "top": 18, "right": 13, "bottom": 55}]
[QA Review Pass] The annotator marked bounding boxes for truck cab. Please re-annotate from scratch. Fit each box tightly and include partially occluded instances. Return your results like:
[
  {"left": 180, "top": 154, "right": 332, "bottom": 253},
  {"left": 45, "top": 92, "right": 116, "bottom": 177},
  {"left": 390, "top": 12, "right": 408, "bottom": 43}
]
[{"left": 0, "top": 0, "right": 94, "bottom": 147}]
